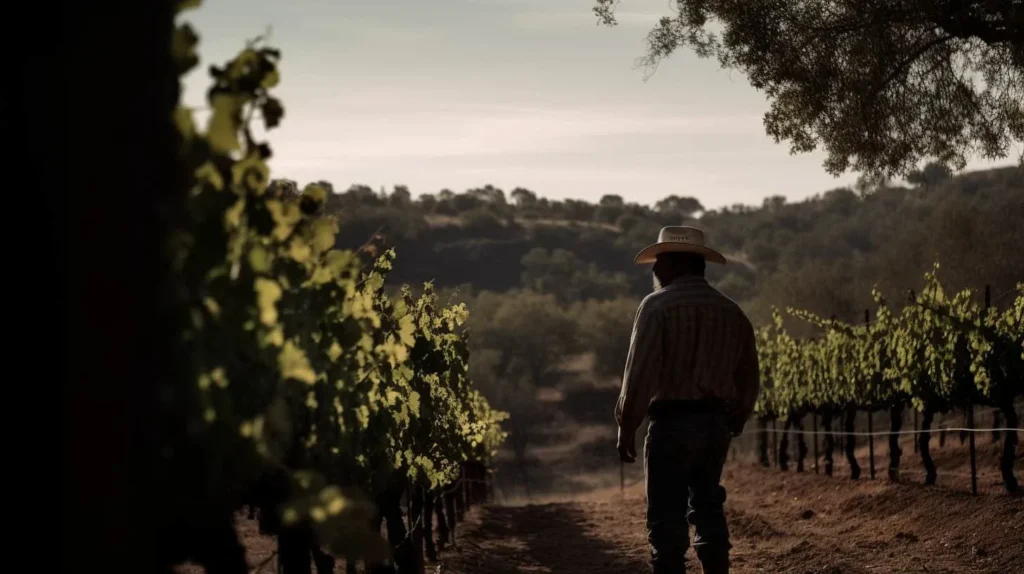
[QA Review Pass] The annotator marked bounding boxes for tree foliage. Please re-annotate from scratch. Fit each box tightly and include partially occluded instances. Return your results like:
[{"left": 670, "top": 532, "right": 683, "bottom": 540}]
[
  {"left": 595, "top": 0, "right": 1024, "bottom": 177},
  {"left": 471, "top": 290, "right": 583, "bottom": 387},
  {"left": 572, "top": 298, "right": 640, "bottom": 379}
]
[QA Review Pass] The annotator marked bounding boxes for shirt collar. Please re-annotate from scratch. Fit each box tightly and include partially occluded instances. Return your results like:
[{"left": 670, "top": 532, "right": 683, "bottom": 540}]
[{"left": 668, "top": 275, "right": 708, "bottom": 287}]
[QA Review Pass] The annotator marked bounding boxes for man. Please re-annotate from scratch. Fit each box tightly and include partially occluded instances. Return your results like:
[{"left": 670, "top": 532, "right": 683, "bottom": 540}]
[{"left": 615, "top": 226, "right": 763, "bottom": 574}]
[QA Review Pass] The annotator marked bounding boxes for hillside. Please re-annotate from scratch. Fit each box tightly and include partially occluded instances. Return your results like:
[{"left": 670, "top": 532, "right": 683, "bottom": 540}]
[{"left": 306, "top": 165, "right": 1023, "bottom": 328}]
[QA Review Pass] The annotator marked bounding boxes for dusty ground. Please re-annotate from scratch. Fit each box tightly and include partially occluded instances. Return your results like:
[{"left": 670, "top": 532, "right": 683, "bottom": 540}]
[
  {"left": 189, "top": 446, "right": 1022, "bottom": 574},
  {"left": 439, "top": 458, "right": 1024, "bottom": 574}
]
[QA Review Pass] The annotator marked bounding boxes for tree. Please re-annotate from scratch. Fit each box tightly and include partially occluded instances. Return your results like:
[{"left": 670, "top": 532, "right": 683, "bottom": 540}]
[
  {"left": 468, "top": 184, "right": 507, "bottom": 205},
  {"left": 595, "top": 0, "right": 1024, "bottom": 177},
  {"left": 595, "top": 194, "right": 626, "bottom": 224},
  {"left": 315, "top": 180, "right": 335, "bottom": 195},
  {"left": 599, "top": 194, "right": 625, "bottom": 207},
  {"left": 521, "top": 248, "right": 632, "bottom": 303},
  {"left": 855, "top": 172, "right": 890, "bottom": 198},
  {"left": 510, "top": 187, "right": 538, "bottom": 207},
  {"left": 654, "top": 195, "right": 705, "bottom": 218},
  {"left": 761, "top": 195, "right": 787, "bottom": 212},
  {"left": 572, "top": 298, "right": 640, "bottom": 380},
  {"left": 417, "top": 193, "right": 438, "bottom": 212},
  {"left": 342, "top": 184, "right": 382, "bottom": 206},
  {"left": 473, "top": 290, "right": 581, "bottom": 387},
  {"left": 521, "top": 248, "right": 580, "bottom": 302},
  {"left": 467, "top": 348, "right": 545, "bottom": 498},
  {"left": 389, "top": 184, "right": 412, "bottom": 207},
  {"left": 907, "top": 161, "right": 954, "bottom": 190}
]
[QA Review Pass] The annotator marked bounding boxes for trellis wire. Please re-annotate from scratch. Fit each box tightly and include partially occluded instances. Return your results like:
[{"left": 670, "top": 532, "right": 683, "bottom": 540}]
[{"left": 738, "top": 426, "right": 1023, "bottom": 438}]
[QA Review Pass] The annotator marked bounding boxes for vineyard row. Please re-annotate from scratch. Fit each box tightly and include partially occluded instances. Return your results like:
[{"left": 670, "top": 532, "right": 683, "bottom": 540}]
[
  {"left": 751, "top": 270, "right": 1022, "bottom": 494},
  {"left": 161, "top": 9, "right": 510, "bottom": 574}
]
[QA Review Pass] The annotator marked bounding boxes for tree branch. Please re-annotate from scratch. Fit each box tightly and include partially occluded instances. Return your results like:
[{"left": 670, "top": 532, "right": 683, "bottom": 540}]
[{"left": 875, "top": 34, "right": 954, "bottom": 95}]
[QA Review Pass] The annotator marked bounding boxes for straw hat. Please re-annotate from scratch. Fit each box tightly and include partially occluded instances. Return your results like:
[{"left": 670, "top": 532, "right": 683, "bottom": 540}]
[{"left": 633, "top": 226, "right": 727, "bottom": 265}]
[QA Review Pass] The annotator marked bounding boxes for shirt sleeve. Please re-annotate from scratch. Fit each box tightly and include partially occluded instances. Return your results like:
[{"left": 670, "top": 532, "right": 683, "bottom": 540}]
[
  {"left": 614, "top": 297, "right": 663, "bottom": 436},
  {"left": 732, "top": 320, "right": 762, "bottom": 423}
]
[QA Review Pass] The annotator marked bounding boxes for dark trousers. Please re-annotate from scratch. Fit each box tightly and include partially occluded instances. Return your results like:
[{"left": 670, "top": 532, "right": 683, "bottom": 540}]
[{"left": 644, "top": 400, "right": 732, "bottom": 574}]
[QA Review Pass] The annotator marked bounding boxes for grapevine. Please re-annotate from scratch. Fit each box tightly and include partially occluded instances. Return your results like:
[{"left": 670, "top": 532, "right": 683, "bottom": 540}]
[
  {"left": 753, "top": 264, "right": 1022, "bottom": 492},
  {"left": 160, "top": 3, "right": 508, "bottom": 573}
]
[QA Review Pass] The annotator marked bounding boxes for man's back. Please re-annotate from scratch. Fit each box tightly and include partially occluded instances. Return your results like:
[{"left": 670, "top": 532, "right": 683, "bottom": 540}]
[{"left": 614, "top": 275, "right": 760, "bottom": 437}]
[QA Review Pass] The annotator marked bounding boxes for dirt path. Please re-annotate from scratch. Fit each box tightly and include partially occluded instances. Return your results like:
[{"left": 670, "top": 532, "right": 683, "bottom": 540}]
[{"left": 439, "top": 462, "right": 1024, "bottom": 574}]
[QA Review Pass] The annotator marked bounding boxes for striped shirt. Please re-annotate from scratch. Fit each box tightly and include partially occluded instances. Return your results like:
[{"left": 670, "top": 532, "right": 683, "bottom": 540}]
[{"left": 614, "top": 276, "right": 762, "bottom": 435}]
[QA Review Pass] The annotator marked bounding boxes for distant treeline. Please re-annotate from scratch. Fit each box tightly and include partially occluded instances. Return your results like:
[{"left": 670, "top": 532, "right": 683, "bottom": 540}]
[{"left": 272, "top": 165, "right": 1022, "bottom": 331}]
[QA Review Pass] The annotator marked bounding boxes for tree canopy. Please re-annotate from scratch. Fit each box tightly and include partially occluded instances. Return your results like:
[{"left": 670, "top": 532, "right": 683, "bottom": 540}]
[
  {"left": 595, "top": 0, "right": 1024, "bottom": 178},
  {"left": 318, "top": 165, "right": 1021, "bottom": 334}
]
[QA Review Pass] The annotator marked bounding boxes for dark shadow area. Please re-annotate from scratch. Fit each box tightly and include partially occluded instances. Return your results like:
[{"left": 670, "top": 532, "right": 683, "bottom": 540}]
[
  {"left": 490, "top": 429, "right": 649, "bottom": 501},
  {"left": 462, "top": 504, "right": 652, "bottom": 574},
  {"left": 490, "top": 451, "right": 615, "bottom": 500}
]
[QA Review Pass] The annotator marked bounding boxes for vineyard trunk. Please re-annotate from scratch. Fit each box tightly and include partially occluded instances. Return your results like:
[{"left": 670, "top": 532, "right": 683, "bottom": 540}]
[
  {"left": 992, "top": 409, "right": 1001, "bottom": 443},
  {"left": 844, "top": 409, "right": 861, "bottom": 480},
  {"left": 779, "top": 418, "right": 791, "bottom": 471},
  {"left": 183, "top": 518, "right": 249, "bottom": 574},
  {"left": 444, "top": 487, "right": 457, "bottom": 546},
  {"left": 434, "top": 492, "right": 449, "bottom": 549},
  {"left": 967, "top": 405, "right": 978, "bottom": 496},
  {"left": 472, "top": 462, "right": 486, "bottom": 504},
  {"left": 867, "top": 410, "right": 875, "bottom": 479},
  {"left": 999, "top": 403, "right": 1020, "bottom": 494},
  {"left": 913, "top": 410, "right": 919, "bottom": 453},
  {"left": 424, "top": 491, "right": 438, "bottom": 562},
  {"left": 960, "top": 409, "right": 968, "bottom": 446},
  {"left": 888, "top": 405, "right": 903, "bottom": 481},
  {"left": 794, "top": 416, "right": 808, "bottom": 472},
  {"left": 410, "top": 487, "right": 425, "bottom": 573},
  {"left": 919, "top": 409, "right": 937, "bottom": 485},
  {"left": 822, "top": 411, "right": 834, "bottom": 477},
  {"left": 939, "top": 412, "right": 947, "bottom": 448},
  {"left": 771, "top": 419, "right": 778, "bottom": 467},
  {"left": 812, "top": 414, "right": 819, "bottom": 474},
  {"left": 311, "top": 546, "right": 334, "bottom": 574},
  {"left": 277, "top": 527, "right": 314, "bottom": 574},
  {"left": 366, "top": 513, "right": 389, "bottom": 574},
  {"left": 757, "top": 418, "right": 770, "bottom": 467},
  {"left": 380, "top": 489, "right": 414, "bottom": 572},
  {"left": 455, "top": 466, "right": 467, "bottom": 521}
]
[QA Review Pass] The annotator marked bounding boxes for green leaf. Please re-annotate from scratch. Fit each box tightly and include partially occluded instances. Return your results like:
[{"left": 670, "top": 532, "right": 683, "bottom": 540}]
[
  {"left": 175, "top": 0, "right": 202, "bottom": 14},
  {"left": 172, "top": 24, "right": 200, "bottom": 75},
  {"left": 397, "top": 313, "right": 417, "bottom": 348},
  {"left": 261, "top": 97, "right": 285, "bottom": 130},
  {"left": 207, "top": 93, "right": 245, "bottom": 154}
]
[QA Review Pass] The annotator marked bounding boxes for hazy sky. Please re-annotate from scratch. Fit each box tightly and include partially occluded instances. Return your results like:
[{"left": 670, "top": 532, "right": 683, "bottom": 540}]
[{"left": 181, "top": 0, "right": 1013, "bottom": 210}]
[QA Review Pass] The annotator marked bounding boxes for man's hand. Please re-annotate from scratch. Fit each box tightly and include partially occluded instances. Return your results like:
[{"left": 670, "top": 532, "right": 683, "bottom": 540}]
[
  {"left": 728, "top": 411, "right": 746, "bottom": 437},
  {"left": 616, "top": 427, "right": 637, "bottom": 463}
]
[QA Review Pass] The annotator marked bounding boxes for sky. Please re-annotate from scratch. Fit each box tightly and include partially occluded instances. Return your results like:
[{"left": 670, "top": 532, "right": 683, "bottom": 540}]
[{"left": 180, "top": 0, "right": 1014, "bottom": 210}]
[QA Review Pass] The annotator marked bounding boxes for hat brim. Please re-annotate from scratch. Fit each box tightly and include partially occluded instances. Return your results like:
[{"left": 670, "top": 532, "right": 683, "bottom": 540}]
[{"left": 633, "top": 242, "right": 727, "bottom": 265}]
